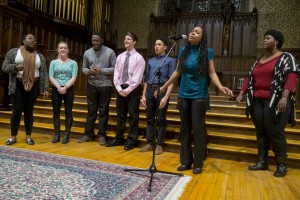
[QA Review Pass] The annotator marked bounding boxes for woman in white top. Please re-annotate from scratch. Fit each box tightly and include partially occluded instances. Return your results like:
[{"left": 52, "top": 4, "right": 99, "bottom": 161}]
[{"left": 2, "top": 33, "right": 49, "bottom": 145}]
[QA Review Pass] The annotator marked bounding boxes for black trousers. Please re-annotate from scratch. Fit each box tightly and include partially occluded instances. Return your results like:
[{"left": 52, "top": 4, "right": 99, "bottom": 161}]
[
  {"left": 11, "top": 80, "right": 39, "bottom": 136},
  {"left": 251, "top": 97, "right": 290, "bottom": 164},
  {"left": 84, "top": 83, "right": 112, "bottom": 137},
  {"left": 115, "top": 86, "right": 141, "bottom": 143},
  {"left": 145, "top": 85, "right": 169, "bottom": 145},
  {"left": 51, "top": 85, "right": 74, "bottom": 132},
  {"left": 178, "top": 98, "right": 208, "bottom": 168},
  {"left": 51, "top": 85, "right": 74, "bottom": 119}
]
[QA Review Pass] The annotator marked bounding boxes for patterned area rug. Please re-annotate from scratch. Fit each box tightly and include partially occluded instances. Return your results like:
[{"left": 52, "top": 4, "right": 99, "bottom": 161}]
[{"left": 0, "top": 146, "right": 191, "bottom": 200}]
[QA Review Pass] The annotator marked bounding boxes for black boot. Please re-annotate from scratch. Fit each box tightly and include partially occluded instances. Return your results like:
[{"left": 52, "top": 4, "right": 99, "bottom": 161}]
[
  {"left": 52, "top": 133, "right": 60, "bottom": 143},
  {"left": 274, "top": 164, "right": 287, "bottom": 177},
  {"left": 248, "top": 150, "right": 269, "bottom": 171},
  {"left": 61, "top": 132, "right": 69, "bottom": 144},
  {"left": 248, "top": 160, "right": 269, "bottom": 170},
  {"left": 62, "top": 117, "right": 73, "bottom": 144},
  {"left": 274, "top": 155, "right": 287, "bottom": 177},
  {"left": 52, "top": 118, "right": 60, "bottom": 143}
]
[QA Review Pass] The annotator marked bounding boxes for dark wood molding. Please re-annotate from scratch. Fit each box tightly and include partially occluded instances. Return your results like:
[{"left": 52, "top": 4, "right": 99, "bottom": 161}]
[
  {"left": 53, "top": 17, "right": 88, "bottom": 32},
  {"left": 0, "top": 0, "right": 8, "bottom": 5}
]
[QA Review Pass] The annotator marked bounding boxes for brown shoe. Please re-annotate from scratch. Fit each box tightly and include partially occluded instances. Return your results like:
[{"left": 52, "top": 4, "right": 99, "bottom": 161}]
[
  {"left": 98, "top": 136, "right": 107, "bottom": 146},
  {"left": 155, "top": 145, "right": 163, "bottom": 155},
  {"left": 78, "top": 135, "right": 94, "bottom": 143},
  {"left": 139, "top": 144, "right": 153, "bottom": 152}
]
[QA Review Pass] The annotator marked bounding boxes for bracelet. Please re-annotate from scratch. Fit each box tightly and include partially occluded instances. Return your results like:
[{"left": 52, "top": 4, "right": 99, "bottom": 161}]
[
  {"left": 65, "top": 85, "right": 69, "bottom": 90},
  {"left": 281, "top": 97, "right": 286, "bottom": 100}
]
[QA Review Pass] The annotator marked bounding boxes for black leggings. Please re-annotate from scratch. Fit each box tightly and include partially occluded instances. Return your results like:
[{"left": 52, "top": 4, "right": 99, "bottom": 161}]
[{"left": 11, "top": 81, "right": 39, "bottom": 136}]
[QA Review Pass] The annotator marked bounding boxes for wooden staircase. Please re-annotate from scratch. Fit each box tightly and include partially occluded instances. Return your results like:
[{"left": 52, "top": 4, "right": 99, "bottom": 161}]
[{"left": 1, "top": 90, "right": 300, "bottom": 168}]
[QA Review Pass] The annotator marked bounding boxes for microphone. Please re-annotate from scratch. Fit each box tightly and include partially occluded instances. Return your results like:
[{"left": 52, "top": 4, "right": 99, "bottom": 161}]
[{"left": 169, "top": 34, "right": 187, "bottom": 40}]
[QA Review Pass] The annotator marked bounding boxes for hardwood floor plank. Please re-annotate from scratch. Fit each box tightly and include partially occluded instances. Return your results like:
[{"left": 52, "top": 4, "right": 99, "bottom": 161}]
[
  {"left": 216, "top": 160, "right": 231, "bottom": 200},
  {"left": 245, "top": 170, "right": 255, "bottom": 200},
  {"left": 232, "top": 162, "right": 242, "bottom": 200},
  {"left": 238, "top": 163, "right": 247, "bottom": 199},
  {"left": 225, "top": 160, "right": 234, "bottom": 199},
  {"left": 260, "top": 170, "right": 276, "bottom": 200}
]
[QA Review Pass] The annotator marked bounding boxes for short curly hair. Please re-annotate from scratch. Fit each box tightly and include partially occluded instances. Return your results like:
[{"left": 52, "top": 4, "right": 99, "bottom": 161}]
[{"left": 264, "top": 29, "right": 284, "bottom": 49}]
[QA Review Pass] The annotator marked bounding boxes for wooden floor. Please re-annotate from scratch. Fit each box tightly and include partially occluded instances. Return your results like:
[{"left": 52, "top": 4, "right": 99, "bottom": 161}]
[{"left": 1, "top": 128, "right": 300, "bottom": 200}]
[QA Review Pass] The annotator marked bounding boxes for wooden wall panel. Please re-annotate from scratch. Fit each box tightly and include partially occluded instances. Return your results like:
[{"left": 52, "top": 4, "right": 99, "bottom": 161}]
[
  {"left": 231, "top": 23, "right": 242, "bottom": 56},
  {"left": 0, "top": 5, "right": 27, "bottom": 110},
  {"left": 241, "top": 24, "right": 251, "bottom": 56},
  {"left": 212, "top": 21, "right": 223, "bottom": 55}
]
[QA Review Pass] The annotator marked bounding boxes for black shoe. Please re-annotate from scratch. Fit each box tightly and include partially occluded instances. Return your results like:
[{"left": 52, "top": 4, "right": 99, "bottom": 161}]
[
  {"left": 248, "top": 161, "right": 269, "bottom": 171},
  {"left": 6, "top": 138, "right": 17, "bottom": 145},
  {"left": 106, "top": 139, "right": 124, "bottom": 147},
  {"left": 274, "top": 164, "right": 288, "bottom": 177},
  {"left": 78, "top": 135, "right": 94, "bottom": 143},
  {"left": 193, "top": 168, "right": 202, "bottom": 174},
  {"left": 124, "top": 142, "right": 136, "bottom": 150},
  {"left": 61, "top": 133, "right": 69, "bottom": 144},
  {"left": 52, "top": 133, "right": 60, "bottom": 143},
  {"left": 177, "top": 164, "right": 192, "bottom": 171},
  {"left": 26, "top": 138, "right": 35, "bottom": 145}
]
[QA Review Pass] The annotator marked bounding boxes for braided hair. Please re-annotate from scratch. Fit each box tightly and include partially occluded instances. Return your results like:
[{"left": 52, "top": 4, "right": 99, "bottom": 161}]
[{"left": 177, "top": 27, "right": 209, "bottom": 79}]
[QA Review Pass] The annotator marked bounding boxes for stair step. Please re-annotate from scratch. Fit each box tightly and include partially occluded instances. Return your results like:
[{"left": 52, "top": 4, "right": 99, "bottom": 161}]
[
  {"left": 1, "top": 116, "right": 300, "bottom": 149},
  {"left": 34, "top": 98, "right": 300, "bottom": 119},
  {"left": 2, "top": 109, "right": 300, "bottom": 134},
  {"left": 208, "top": 143, "right": 300, "bottom": 162},
  {"left": 1, "top": 121, "right": 300, "bottom": 168},
  {"left": 208, "top": 132, "right": 300, "bottom": 154},
  {"left": 2, "top": 92, "right": 300, "bottom": 168},
  {"left": 18, "top": 103, "right": 300, "bottom": 129}
]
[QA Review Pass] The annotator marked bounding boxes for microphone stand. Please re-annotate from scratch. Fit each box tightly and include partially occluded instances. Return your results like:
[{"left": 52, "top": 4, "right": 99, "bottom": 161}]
[{"left": 124, "top": 41, "right": 183, "bottom": 192}]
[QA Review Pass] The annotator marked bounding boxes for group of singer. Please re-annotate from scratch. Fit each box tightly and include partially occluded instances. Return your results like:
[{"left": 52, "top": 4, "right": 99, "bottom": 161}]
[{"left": 2, "top": 26, "right": 299, "bottom": 176}]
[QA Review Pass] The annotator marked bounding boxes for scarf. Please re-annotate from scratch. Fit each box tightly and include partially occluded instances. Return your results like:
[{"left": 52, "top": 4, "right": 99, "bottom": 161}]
[
  {"left": 246, "top": 52, "right": 300, "bottom": 126},
  {"left": 20, "top": 45, "right": 37, "bottom": 91}
]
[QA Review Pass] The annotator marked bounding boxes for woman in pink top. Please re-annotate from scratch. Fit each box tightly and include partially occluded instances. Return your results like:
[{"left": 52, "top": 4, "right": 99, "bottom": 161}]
[{"left": 236, "top": 30, "right": 299, "bottom": 177}]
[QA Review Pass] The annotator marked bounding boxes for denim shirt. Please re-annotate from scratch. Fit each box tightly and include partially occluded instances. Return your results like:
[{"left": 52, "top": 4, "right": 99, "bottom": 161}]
[{"left": 178, "top": 45, "right": 214, "bottom": 99}]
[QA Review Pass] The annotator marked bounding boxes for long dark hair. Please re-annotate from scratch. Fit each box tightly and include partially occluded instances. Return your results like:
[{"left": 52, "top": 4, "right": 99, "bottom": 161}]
[{"left": 177, "top": 26, "right": 209, "bottom": 78}]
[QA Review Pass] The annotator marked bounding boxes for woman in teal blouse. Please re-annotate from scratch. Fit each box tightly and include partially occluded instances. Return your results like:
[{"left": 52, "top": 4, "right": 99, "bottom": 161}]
[
  {"left": 159, "top": 26, "right": 232, "bottom": 174},
  {"left": 49, "top": 41, "right": 78, "bottom": 144}
]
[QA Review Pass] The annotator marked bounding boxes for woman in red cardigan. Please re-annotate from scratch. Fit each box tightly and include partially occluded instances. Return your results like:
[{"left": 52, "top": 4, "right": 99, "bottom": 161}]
[{"left": 236, "top": 29, "right": 300, "bottom": 177}]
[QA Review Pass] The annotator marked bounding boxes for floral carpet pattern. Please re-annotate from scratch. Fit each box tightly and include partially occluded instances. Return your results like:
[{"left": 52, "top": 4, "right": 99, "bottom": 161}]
[{"left": 0, "top": 146, "right": 191, "bottom": 200}]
